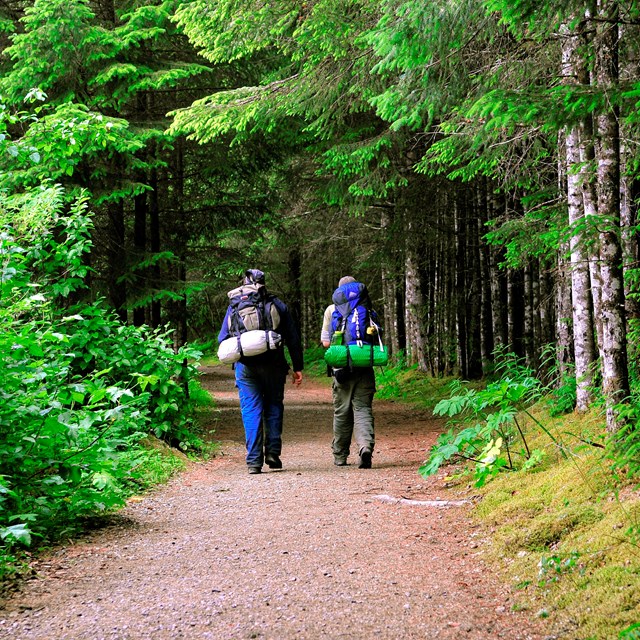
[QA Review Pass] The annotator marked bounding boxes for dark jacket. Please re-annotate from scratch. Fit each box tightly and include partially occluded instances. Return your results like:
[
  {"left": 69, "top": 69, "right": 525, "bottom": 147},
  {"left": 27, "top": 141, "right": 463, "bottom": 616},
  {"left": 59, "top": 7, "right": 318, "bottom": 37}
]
[{"left": 218, "top": 296, "right": 304, "bottom": 372}]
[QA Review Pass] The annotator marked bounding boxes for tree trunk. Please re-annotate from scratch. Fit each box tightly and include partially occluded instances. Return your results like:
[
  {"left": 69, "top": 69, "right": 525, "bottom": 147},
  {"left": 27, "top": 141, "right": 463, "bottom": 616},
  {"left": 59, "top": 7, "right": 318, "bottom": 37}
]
[
  {"left": 507, "top": 268, "right": 524, "bottom": 357},
  {"left": 149, "top": 163, "right": 162, "bottom": 328},
  {"left": 454, "top": 193, "right": 468, "bottom": 377},
  {"left": 567, "top": 122, "right": 597, "bottom": 409},
  {"left": 523, "top": 261, "right": 535, "bottom": 368},
  {"left": 133, "top": 178, "right": 147, "bottom": 327},
  {"left": 555, "top": 247, "right": 575, "bottom": 381},
  {"left": 288, "top": 245, "right": 303, "bottom": 339},
  {"left": 404, "top": 228, "right": 427, "bottom": 370},
  {"left": 380, "top": 205, "right": 401, "bottom": 358},
  {"left": 595, "top": 0, "right": 630, "bottom": 431},
  {"left": 562, "top": 23, "right": 598, "bottom": 408},
  {"left": 172, "top": 140, "right": 188, "bottom": 351},
  {"left": 620, "top": 140, "right": 640, "bottom": 320},
  {"left": 467, "top": 186, "right": 483, "bottom": 378},
  {"left": 107, "top": 200, "right": 127, "bottom": 322},
  {"left": 489, "top": 191, "right": 508, "bottom": 350},
  {"left": 478, "top": 181, "right": 494, "bottom": 374}
]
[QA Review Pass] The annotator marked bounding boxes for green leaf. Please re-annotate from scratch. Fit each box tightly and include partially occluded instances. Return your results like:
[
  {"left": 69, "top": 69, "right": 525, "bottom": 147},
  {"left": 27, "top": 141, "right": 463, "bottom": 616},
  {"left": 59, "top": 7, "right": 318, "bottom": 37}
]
[{"left": 0, "top": 523, "right": 32, "bottom": 546}]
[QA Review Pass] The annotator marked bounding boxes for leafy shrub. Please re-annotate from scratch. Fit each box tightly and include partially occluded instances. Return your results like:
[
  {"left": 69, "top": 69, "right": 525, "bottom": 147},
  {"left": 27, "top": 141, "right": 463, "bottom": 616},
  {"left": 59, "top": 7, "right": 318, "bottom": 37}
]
[
  {"left": 0, "top": 185, "right": 202, "bottom": 565},
  {"left": 420, "top": 353, "right": 549, "bottom": 486}
]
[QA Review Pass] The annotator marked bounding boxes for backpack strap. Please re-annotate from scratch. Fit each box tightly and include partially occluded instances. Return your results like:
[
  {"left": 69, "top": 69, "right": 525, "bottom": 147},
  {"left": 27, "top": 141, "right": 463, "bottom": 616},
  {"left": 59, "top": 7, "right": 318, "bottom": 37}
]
[{"left": 236, "top": 335, "right": 244, "bottom": 357}]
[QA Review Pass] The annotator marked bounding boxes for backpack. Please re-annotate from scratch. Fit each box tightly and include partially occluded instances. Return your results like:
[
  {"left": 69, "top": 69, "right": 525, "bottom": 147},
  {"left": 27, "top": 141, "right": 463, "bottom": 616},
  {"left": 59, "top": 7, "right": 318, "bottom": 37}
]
[
  {"left": 330, "top": 281, "right": 380, "bottom": 345},
  {"left": 325, "top": 281, "right": 387, "bottom": 370},
  {"left": 226, "top": 282, "right": 280, "bottom": 335}
]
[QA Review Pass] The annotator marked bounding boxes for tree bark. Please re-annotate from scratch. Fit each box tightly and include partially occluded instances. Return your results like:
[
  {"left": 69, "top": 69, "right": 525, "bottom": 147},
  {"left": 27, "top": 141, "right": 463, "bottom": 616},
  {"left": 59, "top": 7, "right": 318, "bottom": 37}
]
[
  {"left": 107, "top": 200, "right": 127, "bottom": 322},
  {"left": 594, "top": 0, "right": 630, "bottom": 431},
  {"left": 567, "top": 122, "right": 597, "bottom": 409},
  {"left": 404, "top": 227, "right": 427, "bottom": 370},
  {"left": 380, "top": 205, "right": 401, "bottom": 358},
  {"left": 133, "top": 178, "right": 147, "bottom": 327},
  {"left": 478, "top": 181, "right": 494, "bottom": 375},
  {"left": 507, "top": 268, "right": 524, "bottom": 357},
  {"left": 454, "top": 193, "right": 468, "bottom": 377},
  {"left": 489, "top": 190, "right": 508, "bottom": 350},
  {"left": 149, "top": 163, "right": 162, "bottom": 328},
  {"left": 467, "top": 186, "right": 483, "bottom": 378},
  {"left": 562, "top": 26, "right": 598, "bottom": 409},
  {"left": 172, "top": 140, "right": 188, "bottom": 352}
]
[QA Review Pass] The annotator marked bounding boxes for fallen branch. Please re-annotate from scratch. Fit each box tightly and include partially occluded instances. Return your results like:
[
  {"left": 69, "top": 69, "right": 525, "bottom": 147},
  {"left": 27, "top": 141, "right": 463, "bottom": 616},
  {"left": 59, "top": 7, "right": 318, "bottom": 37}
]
[{"left": 372, "top": 494, "right": 469, "bottom": 507}]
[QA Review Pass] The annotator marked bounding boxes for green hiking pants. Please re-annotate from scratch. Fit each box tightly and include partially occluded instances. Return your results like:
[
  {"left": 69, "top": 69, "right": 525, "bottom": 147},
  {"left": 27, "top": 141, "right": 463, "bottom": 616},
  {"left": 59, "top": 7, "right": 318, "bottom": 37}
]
[{"left": 331, "top": 367, "right": 376, "bottom": 460}]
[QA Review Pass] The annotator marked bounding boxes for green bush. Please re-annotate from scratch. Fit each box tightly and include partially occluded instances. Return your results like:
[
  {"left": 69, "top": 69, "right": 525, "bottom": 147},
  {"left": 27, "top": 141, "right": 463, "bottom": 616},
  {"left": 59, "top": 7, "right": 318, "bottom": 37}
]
[{"left": 0, "top": 185, "right": 202, "bottom": 566}]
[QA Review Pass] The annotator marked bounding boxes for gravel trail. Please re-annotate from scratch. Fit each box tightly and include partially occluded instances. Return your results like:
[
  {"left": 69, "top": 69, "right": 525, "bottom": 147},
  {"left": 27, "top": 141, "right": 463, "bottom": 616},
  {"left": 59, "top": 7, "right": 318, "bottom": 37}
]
[{"left": 0, "top": 366, "right": 547, "bottom": 639}]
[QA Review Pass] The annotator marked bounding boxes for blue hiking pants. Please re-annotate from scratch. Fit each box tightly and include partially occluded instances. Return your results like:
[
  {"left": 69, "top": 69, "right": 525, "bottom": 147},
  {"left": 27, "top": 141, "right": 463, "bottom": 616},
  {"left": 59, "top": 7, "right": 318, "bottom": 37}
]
[{"left": 235, "top": 361, "right": 287, "bottom": 467}]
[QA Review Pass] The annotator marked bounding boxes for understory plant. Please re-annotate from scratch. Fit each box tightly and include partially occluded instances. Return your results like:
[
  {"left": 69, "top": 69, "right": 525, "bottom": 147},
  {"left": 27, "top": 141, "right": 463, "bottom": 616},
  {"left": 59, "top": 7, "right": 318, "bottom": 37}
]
[
  {"left": 420, "top": 353, "right": 551, "bottom": 486},
  {"left": 0, "top": 184, "right": 202, "bottom": 572}
]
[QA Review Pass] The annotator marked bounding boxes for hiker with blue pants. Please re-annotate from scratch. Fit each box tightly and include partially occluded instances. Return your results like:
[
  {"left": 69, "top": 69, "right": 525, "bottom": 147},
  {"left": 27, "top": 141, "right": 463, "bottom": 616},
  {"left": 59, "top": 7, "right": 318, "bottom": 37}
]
[
  {"left": 218, "top": 269, "right": 303, "bottom": 474},
  {"left": 321, "top": 276, "right": 376, "bottom": 469}
]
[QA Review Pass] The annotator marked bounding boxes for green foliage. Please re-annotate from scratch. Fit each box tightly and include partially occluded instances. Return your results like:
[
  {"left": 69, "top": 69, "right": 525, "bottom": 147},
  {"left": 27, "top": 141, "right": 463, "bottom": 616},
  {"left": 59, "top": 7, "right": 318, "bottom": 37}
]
[
  {"left": 303, "top": 346, "right": 332, "bottom": 379},
  {"left": 620, "top": 623, "right": 640, "bottom": 640},
  {"left": 0, "top": 182, "right": 203, "bottom": 573},
  {"left": 420, "top": 353, "right": 547, "bottom": 486},
  {"left": 608, "top": 415, "right": 640, "bottom": 483},
  {"left": 538, "top": 551, "right": 583, "bottom": 585},
  {"left": 367, "top": 0, "right": 489, "bottom": 131}
]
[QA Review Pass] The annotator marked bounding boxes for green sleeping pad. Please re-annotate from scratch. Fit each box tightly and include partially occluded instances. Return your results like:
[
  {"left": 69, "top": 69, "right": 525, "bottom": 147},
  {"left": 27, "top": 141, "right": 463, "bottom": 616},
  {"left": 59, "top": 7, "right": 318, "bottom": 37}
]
[{"left": 324, "top": 344, "right": 388, "bottom": 368}]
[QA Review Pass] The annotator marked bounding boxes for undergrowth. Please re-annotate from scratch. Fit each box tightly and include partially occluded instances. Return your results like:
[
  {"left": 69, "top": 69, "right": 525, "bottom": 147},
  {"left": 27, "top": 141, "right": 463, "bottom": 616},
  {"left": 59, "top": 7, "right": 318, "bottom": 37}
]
[
  {"left": 470, "top": 408, "right": 640, "bottom": 639},
  {"left": 416, "top": 351, "right": 640, "bottom": 640}
]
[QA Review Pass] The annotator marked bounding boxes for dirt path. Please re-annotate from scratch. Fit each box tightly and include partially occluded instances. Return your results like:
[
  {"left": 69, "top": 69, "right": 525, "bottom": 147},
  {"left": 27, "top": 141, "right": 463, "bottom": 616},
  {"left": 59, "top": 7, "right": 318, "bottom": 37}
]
[{"left": 0, "top": 366, "right": 548, "bottom": 640}]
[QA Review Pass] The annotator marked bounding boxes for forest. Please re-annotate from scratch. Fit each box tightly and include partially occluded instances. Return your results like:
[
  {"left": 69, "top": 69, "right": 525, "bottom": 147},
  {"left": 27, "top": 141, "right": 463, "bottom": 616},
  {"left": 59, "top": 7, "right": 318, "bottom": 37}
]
[{"left": 1, "top": 0, "right": 640, "bottom": 616}]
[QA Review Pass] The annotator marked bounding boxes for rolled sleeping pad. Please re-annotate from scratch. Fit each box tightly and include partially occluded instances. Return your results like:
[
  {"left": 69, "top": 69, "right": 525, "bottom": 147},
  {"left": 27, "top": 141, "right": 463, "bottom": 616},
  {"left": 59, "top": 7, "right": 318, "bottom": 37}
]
[
  {"left": 218, "top": 330, "right": 282, "bottom": 364},
  {"left": 324, "top": 344, "right": 388, "bottom": 368}
]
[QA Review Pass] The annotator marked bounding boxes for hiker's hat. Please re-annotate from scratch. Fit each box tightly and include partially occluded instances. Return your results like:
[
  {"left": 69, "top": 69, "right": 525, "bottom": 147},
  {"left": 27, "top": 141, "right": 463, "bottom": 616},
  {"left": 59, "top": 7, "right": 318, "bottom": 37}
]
[{"left": 244, "top": 269, "right": 266, "bottom": 285}]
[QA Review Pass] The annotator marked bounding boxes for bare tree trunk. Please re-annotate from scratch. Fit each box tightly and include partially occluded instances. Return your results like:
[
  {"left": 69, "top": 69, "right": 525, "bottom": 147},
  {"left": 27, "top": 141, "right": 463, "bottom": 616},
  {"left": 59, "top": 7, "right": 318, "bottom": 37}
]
[
  {"left": 405, "top": 227, "right": 428, "bottom": 371},
  {"left": 574, "top": 24, "right": 605, "bottom": 361},
  {"left": 595, "top": 0, "right": 630, "bottom": 431},
  {"left": 149, "top": 162, "right": 162, "bottom": 328},
  {"left": 567, "top": 123, "right": 597, "bottom": 409},
  {"left": 478, "top": 181, "right": 494, "bottom": 374},
  {"left": 539, "top": 267, "right": 555, "bottom": 347},
  {"left": 620, "top": 139, "right": 640, "bottom": 320},
  {"left": 107, "top": 200, "right": 127, "bottom": 322},
  {"left": 532, "top": 260, "right": 542, "bottom": 356},
  {"left": 489, "top": 191, "right": 508, "bottom": 350},
  {"left": 523, "top": 262, "right": 535, "bottom": 368},
  {"left": 133, "top": 177, "right": 147, "bottom": 327},
  {"left": 380, "top": 205, "right": 401, "bottom": 358},
  {"left": 507, "top": 268, "right": 523, "bottom": 357},
  {"left": 288, "top": 245, "right": 302, "bottom": 339},
  {"left": 556, "top": 247, "right": 575, "bottom": 381},
  {"left": 172, "top": 139, "right": 188, "bottom": 352},
  {"left": 454, "top": 194, "right": 468, "bottom": 377},
  {"left": 555, "top": 134, "right": 575, "bottom": 381},
  {"left": 562, "top": 22, "right": 598, "bottom": 409},
  {"left": 468, "top": 188, "right": 483, "bottom": 378}
]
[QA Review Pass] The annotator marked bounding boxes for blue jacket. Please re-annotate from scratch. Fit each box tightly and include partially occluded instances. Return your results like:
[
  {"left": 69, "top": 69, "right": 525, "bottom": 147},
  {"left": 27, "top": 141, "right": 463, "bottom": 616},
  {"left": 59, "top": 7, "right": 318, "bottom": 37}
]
[{"left": 218, "top": 296, "right": 304, "bottom": 372}]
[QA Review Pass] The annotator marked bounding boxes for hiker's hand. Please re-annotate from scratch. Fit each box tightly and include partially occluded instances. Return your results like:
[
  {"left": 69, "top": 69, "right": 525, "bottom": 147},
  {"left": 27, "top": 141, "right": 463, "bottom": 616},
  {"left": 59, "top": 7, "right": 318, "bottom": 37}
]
[{"left": 291, "top": 371, "right": 303, "bottom": 386}]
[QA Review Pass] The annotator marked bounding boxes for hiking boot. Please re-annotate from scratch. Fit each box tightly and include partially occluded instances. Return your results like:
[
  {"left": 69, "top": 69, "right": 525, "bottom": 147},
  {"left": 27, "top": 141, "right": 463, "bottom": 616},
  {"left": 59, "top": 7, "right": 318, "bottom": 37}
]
[
  {"left": 248, "top": 466, "right": 262, "bottom": 474},
  {"left": 358, "top": 450, "right": 372, "bottom": 469},
  {"left": 334, "top": 457, "right": 348, "bottom": 466},
  {"left": 265, "top": 453, "right": 282, "bottom": 470}
]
